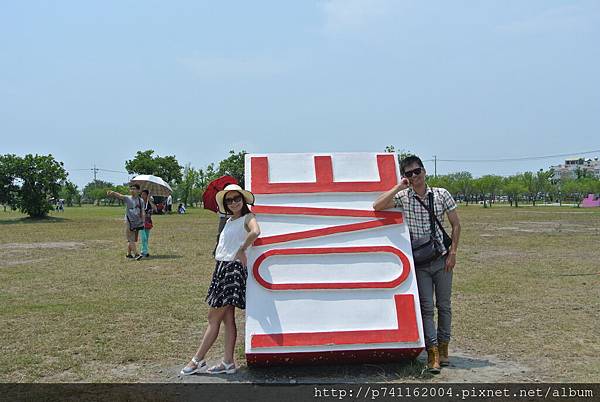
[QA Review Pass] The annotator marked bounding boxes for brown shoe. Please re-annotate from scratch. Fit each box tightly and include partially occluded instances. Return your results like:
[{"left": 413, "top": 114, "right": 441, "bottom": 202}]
[
  {"left": 438, "top": 342, "right": 450, "bottom": 367},
  {"left": 427, "top": 346, "right": 441, "bottom": 374}
]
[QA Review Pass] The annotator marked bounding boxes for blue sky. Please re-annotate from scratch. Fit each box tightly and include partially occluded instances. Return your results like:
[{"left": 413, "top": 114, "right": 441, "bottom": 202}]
[{"left": 1, "top": 0, "right": 599, "bottom": 187}]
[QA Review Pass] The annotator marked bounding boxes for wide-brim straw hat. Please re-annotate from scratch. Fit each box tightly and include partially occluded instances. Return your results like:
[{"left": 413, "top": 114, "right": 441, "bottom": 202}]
[{"left": 215, "top": 184, "right": 255, "bottom": 214}]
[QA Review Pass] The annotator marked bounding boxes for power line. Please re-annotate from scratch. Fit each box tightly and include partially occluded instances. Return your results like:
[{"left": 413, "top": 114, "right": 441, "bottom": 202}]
[
  {"left": 432, "top": 149, "right": 600, "bottom": 163},
  {"left": 65, "top": 165, "right": 131, "bottom": 185},
  {"left": 67, "top": 167, "right": 129, "bottom": 174},
  {"left": 98, "top": 168, "right": 129, "bottom": 173}
]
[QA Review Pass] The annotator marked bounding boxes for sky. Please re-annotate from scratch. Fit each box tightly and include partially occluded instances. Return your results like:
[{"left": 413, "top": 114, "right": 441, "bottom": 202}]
[{"left": 1, "top": 0, "right": 599, "bottom": 187}]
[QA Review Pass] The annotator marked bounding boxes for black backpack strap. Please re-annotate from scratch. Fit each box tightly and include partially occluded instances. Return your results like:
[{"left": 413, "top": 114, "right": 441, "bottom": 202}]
[
  {"left": 415, "top": 191, "right": 451, "bottom": 241},
  {"left": 414, "top": 193, "right": 436, "bottom": 238}
]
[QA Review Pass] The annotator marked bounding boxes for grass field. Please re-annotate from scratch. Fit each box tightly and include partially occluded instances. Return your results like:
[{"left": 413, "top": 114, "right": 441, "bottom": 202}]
[{"left": 1, "top": 204, "right": 599, "bottom": 382}]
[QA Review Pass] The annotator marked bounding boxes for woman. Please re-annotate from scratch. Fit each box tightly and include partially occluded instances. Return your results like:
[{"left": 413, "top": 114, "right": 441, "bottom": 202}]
[
  {"left": 140, "top": 190, "right": 157, "bottom": 258},
  {"left": 181, "top": 184, "right": 260, "bottom": 375}
]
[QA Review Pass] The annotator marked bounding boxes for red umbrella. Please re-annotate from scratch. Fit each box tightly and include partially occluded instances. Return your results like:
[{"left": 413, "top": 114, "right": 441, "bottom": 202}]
[{"left": 202, "top": 175, "right": 239, "bottom": 213}]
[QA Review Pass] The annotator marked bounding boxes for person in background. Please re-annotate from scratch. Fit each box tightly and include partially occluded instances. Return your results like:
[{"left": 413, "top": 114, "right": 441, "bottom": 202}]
[
  {"left": 178, "top": 203, "right": 186, "bottom": 214},
  {"left": 181, "top": 184, "right": 259, "bottom": 376},
  {"left": 166, "top": 194, "right": 173, "bottom": 214},
  {"left": 107, "top": 184, "right": 145, "bottom": 260},
  {"left": 140, "top": 190, "right": 157, "bottom": 258}
]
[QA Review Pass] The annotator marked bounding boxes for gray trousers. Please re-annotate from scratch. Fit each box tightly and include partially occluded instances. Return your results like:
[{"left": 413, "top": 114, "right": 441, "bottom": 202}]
[{"left": 415, "top": 255, "right": 452, "bottom": 348}]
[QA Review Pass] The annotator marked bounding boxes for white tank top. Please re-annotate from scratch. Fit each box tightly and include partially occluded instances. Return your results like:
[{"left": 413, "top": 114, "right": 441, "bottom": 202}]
[{"left": 214, "top": 215, "right": 249, "bottom": 261}]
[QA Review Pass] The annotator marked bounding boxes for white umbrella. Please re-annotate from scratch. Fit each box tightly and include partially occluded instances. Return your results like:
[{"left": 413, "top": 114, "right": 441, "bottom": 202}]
[{"left": 130, "top": 175, "right": 173, "bottom": 196}]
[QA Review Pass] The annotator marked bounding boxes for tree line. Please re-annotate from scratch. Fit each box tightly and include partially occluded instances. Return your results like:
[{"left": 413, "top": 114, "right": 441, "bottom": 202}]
[
  {"left": 428, "top": 170, "right": 600, "bottom": 208},
  {"left": 0, "top": 150, "right": 247, "bottom": 217},
  {"left": 385, "top": 145, "right": 600, "bottom": 208},
  {"left": 2, "top": 149, "right": 600, "bottom": 218}
]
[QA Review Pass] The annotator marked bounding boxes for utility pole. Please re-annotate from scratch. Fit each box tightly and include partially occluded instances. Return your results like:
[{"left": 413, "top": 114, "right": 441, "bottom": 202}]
[
  {"left": 433, "top": 155, "right": 437, "bottom": 178},
  {"left": 93, "top": 163, "right": 99, "bottom": 182}
]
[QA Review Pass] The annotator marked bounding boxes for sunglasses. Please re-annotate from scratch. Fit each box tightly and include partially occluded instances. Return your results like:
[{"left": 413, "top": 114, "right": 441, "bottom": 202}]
[
  {"left": 225, "top": 195, "right": 243, "bottom": 205},
  {"left": 404, "top": 167, "right": 423, "bottom": 178}
]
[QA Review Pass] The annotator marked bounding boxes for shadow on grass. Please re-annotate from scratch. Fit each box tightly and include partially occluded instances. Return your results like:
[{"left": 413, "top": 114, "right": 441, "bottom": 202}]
[
  {"left": 445, "top": 355, "right": 495, "bottom": 370},
  {"left": 145, "top": 255, "right": 183, "bottom": 260},
  {"left": 0, "top": 216, "right": 71, "bottom": 225}
]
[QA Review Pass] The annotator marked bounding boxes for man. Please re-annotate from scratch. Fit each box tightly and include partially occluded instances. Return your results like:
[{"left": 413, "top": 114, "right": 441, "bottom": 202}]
[
  {"left": 107, "top": 184, "right": 146, "bottom": 260},
  {"left": 373, "top": 155, "right": 461, "bottom": 373},
  {"left": 165, "top": 194, "right": 173, "bottom": 214}
]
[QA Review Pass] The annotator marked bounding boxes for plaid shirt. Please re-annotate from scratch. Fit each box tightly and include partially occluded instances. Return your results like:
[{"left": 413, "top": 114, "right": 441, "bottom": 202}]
[{"left": 394, "top": 186, "right": 457, "bottom": 254}]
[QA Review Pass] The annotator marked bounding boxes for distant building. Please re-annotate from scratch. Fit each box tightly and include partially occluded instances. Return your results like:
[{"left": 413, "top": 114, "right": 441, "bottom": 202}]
[{"left": 550, "top": 157, "right": 600, "bottom": 180}]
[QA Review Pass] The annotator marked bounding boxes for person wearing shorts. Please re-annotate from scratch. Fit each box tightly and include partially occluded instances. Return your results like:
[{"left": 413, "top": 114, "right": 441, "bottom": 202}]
[{"left": 107, "top": 184, "right": 145, "bottom": 260}]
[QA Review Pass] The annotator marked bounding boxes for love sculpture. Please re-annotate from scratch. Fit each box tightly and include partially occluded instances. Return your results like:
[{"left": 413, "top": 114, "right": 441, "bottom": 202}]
[{"left": 244, "top": 153, "right": 424, "bottom": 365}]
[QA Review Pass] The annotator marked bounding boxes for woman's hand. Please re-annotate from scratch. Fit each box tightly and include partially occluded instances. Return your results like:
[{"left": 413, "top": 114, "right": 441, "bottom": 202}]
[{"left": 235, "top": 248, "right": 247, "bottom": 267}]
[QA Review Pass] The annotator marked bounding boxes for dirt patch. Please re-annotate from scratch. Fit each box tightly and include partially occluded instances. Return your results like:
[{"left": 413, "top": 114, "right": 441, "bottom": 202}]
[
  {"left": 155, "top": 349, "right": 529, "bottom": 384},
  {"left": 110, "top": 363, "right": 143, "bottom": 378},
  {"left": 0, "top": 242, "right": 86, "bottom": 250},
  {"left": 0, "top": 241, "right": 88, "bottom": 268},
  {"left": 39, "top": 362, "right": 143, "bottom": 383},
  {"left": 493, "top": 221, "right": 592, "bottom": 234},
  {"left": 1, "top": 258, "right": 49, "bottom": 267},
  {"left": 430, "top": 351, "right": 530, "bottom": 383}
]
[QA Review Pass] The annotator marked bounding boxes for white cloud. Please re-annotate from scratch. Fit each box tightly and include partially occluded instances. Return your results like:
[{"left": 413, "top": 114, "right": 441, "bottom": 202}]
[{"left": 497, "top": 5, "right": 600, "bottom": 35}]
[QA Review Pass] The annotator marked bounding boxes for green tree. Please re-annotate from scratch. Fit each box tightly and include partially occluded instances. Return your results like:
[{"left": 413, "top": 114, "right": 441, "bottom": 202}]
[
  {"left": 427, "top": 174, "right": 451, "bottom": 191},
  {"left": 503, "top": 175, "right": 527, "bottom": 207},
  {"left": 535, "top": 169, "right": 554, "bottom": 204},
  {"left": 178, "top": 163, "right": 199, "bottom": 207},
  {"left": 0, "top": 154, "right": 20, "bottom": 212},
  {"left": 562, "top": 178, "right": 598, "bottom": 207},
  {"left": 59, "top": 180, "right": 81, "bottom": 207},
  {"left": 9, "top": 154, "right": 68, "bottom": 217},
  {"left": 548, "top": 179, "right": 562, "bottom": 205},
  {"left": 125, "top": 150, "right": 183, "bottom": 184},
  {"left": 480, "top": 175, "right": 503, "bottom": 207},
  {"left": 217, "top": 150, "right": 247, "bottom": 187},
  {"left": 472, "top": 177, "right": 486, "bottom": 206},
  {"left": 574, "top": 166, "right": 594, "bottom": 179},
  {"left": 448, "top": 172, "right": 473, "bottom": 205},
  {"left": 385, "top": 145, "right": 413, "bottom": 167},
  {"left": 521, "top": 172, "right": 538, "bottom": 205},
  {"left": 83, "top": 180, "right": 114, "bottom": 205},
  {"left": 111, "top": 184, "right": 129, "bottom": 206},
  {"left": 193, "top": 163, "right": 220, "bottom": 207}
]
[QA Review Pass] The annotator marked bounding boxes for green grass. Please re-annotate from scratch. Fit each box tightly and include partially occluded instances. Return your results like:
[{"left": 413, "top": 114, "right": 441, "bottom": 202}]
[
  {"left": 0, "top": 204, "right": 599, "bottom": 382},
  {"left": 451, "top": 204, "right": 600, "bottom": 382},
  {"left": 1, "top": 206, "right": 221, "bottom": 382}
]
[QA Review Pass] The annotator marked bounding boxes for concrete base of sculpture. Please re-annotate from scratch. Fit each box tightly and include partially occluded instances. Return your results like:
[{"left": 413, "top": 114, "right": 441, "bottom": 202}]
[{"left": 247, "top": 347, "right": 423, "bottom": 367}]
